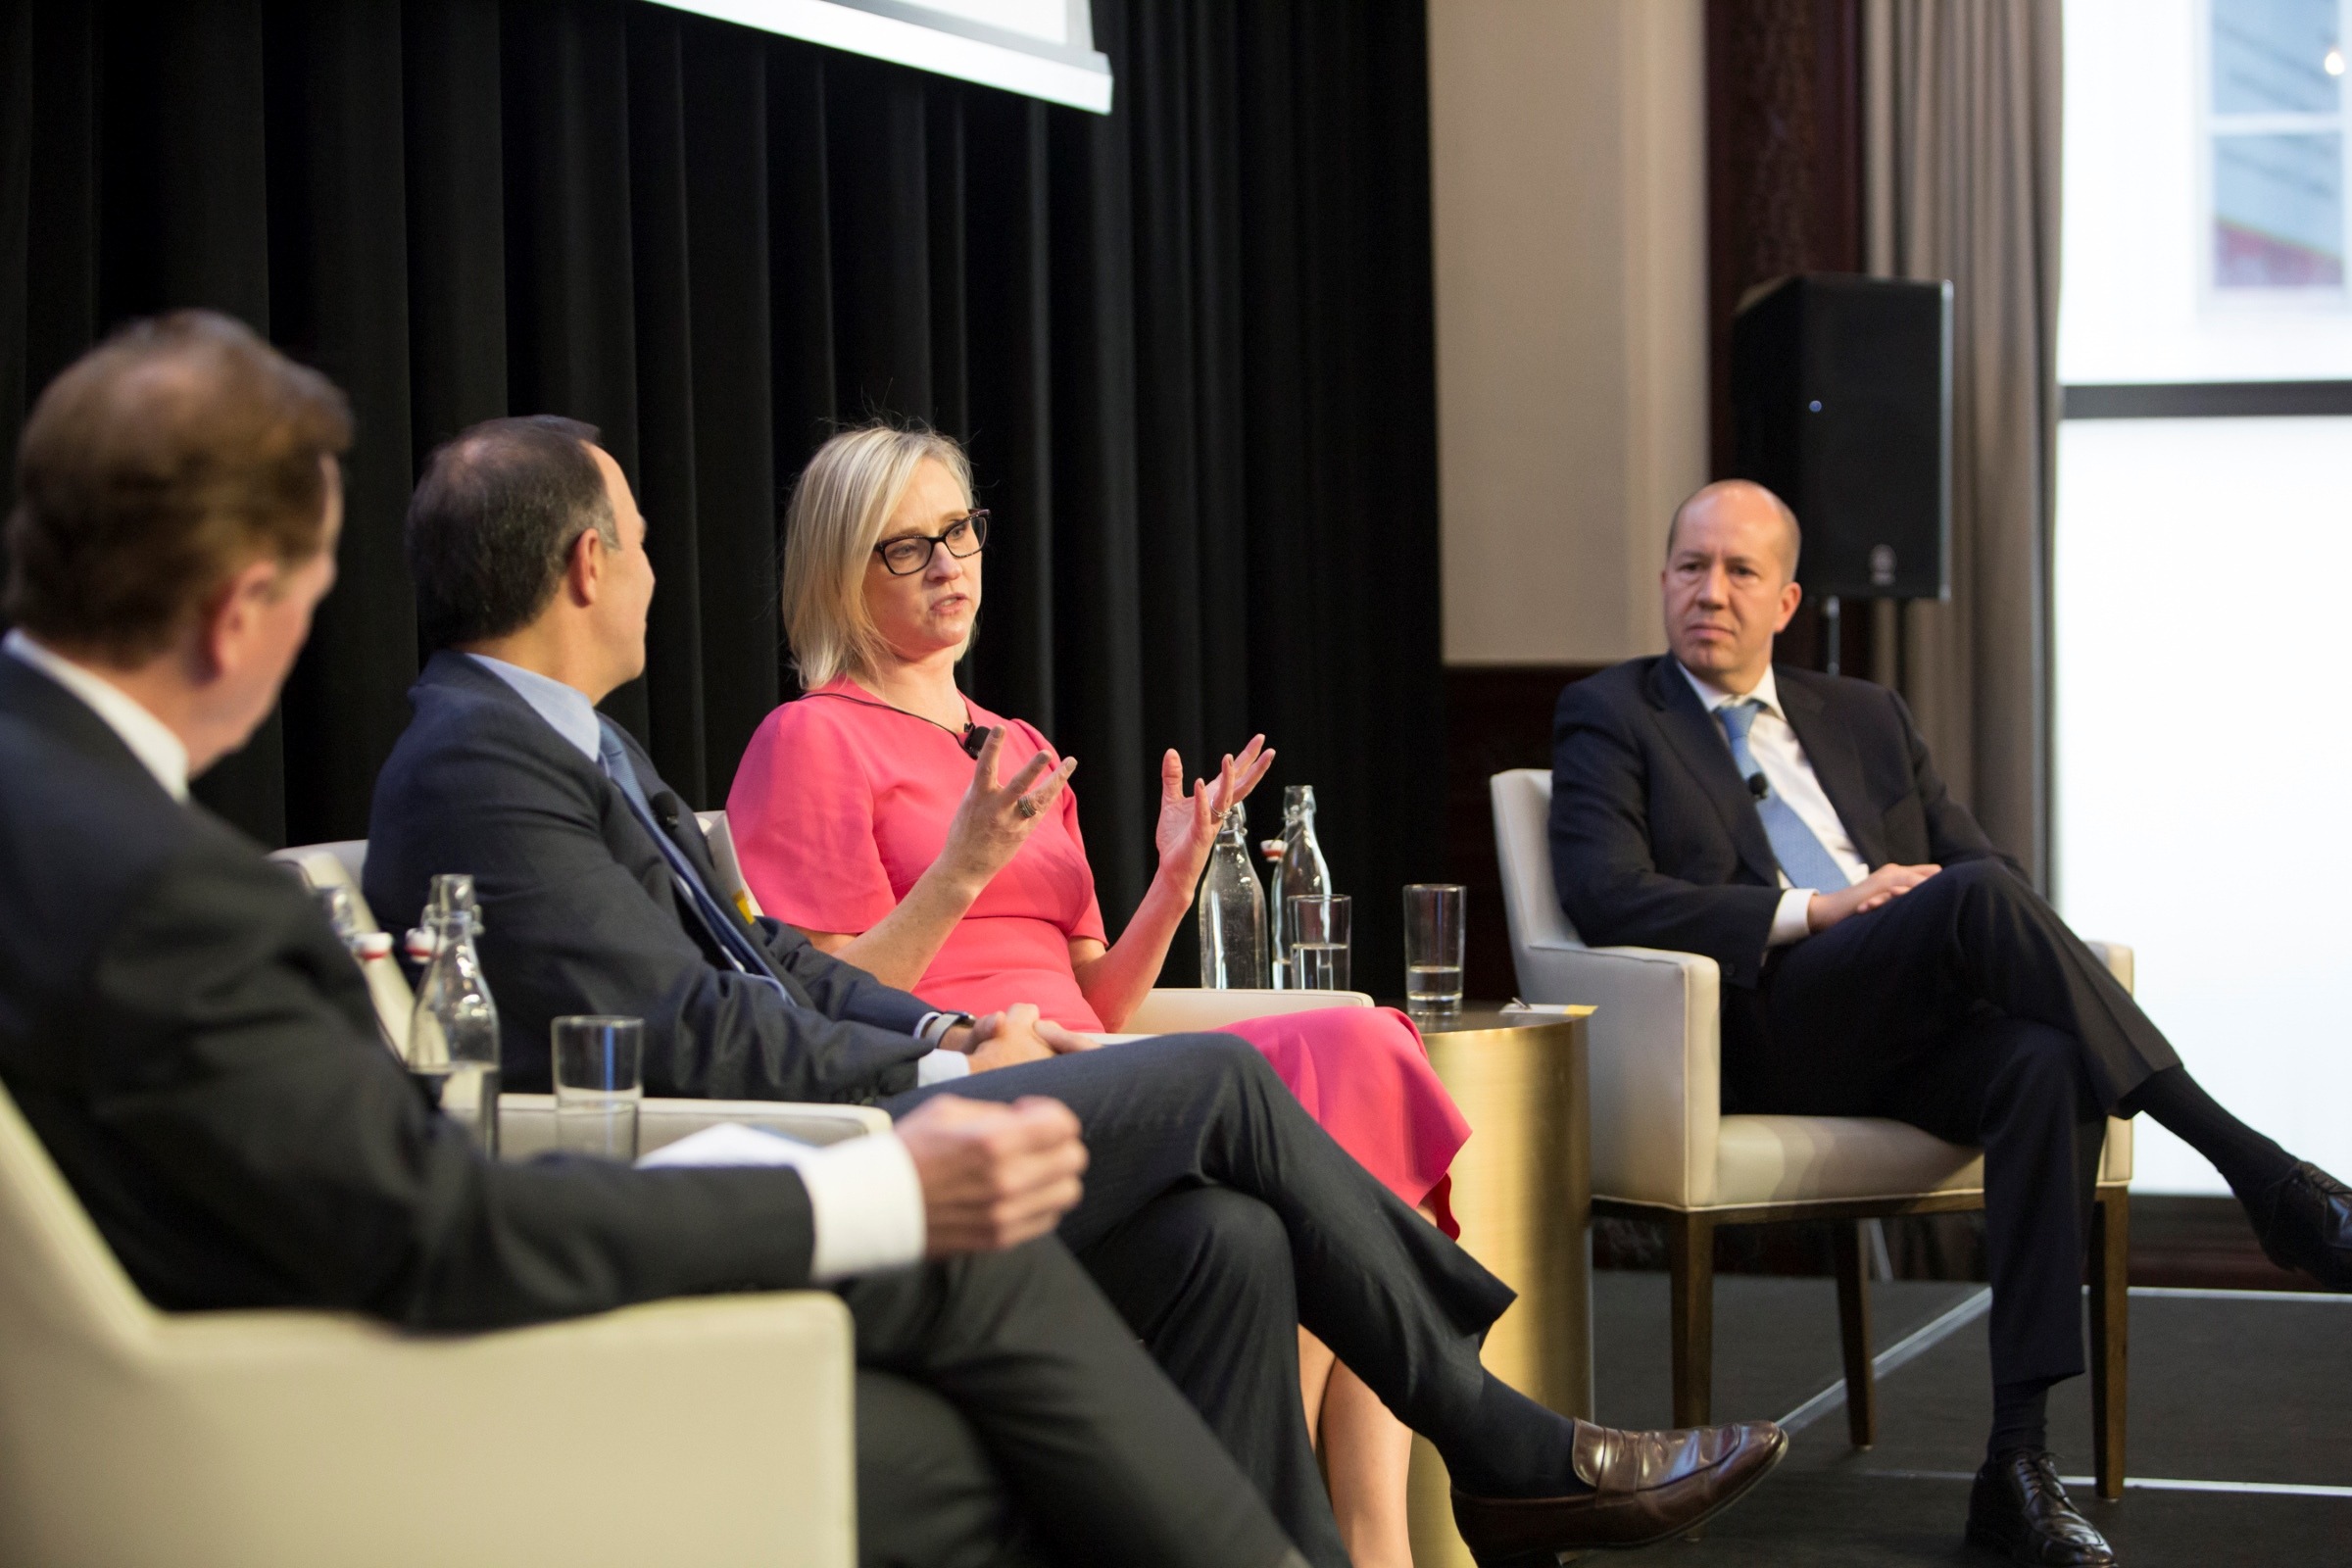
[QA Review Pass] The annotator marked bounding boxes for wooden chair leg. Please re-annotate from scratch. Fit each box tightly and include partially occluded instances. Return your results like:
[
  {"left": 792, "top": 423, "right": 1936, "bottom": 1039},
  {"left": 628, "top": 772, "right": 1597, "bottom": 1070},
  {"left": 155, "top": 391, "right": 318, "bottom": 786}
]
[
  {"left": 1834, "top": 1220, "right": 1878, "bottom": 1448},
  {"left": 1666, "top": 1212, "right": 1714, "bottom": 1429},
  {"left": 2088, "top": 1185, "right": 2130, "bottom": 1501}
]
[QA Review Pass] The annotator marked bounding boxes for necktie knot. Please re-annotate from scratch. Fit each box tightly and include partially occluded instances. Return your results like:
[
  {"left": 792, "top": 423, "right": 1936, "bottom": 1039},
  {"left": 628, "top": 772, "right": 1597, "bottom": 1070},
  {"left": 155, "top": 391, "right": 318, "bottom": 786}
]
[{"left": 1714, "top": 698, "right": 1762, "bottom": 744}]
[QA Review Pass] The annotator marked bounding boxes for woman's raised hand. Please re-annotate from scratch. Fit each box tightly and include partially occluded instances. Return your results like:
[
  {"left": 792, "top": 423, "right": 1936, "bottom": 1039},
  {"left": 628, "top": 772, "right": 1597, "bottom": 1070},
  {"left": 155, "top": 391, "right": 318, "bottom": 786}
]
[
  {"left": 938, "top": 725, "right": 1076, "bottom": 894},
  {"left": 1152, "top": 734, "right": 1276, "bottom": 889}
]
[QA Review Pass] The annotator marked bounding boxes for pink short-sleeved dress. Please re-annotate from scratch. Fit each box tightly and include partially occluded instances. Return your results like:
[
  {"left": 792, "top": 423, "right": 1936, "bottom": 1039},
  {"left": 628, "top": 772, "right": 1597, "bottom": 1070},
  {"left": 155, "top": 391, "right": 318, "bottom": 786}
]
[{"left": 728, "top": 677, "right": 1471, "bottom": 1232}]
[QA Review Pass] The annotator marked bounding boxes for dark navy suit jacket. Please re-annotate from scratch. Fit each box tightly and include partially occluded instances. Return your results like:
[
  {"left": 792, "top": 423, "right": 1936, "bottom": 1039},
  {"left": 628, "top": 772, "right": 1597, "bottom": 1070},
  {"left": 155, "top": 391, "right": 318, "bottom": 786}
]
[
  {"left": 0, "top": 653, "right": 819, "bottom": 1326},
  {"left": 1548, "top": 655, "right": 2008, "bottom": 992},
  {"left": 366, "top": 652, "right": 934, "bottom": 1102}
]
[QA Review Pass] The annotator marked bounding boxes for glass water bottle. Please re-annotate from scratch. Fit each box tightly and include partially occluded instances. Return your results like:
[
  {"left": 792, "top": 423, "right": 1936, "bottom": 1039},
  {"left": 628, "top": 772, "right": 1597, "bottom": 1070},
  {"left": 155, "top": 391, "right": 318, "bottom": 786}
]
[
  {"left": 406, "top": 873, "right": 503, "bottom": 1155},
  {"left": 1268, "top": 785, "right": 1332, "bottom": 989},
  {"left": 1196, "top": 806, "right": 1267, "bottom": 989}
]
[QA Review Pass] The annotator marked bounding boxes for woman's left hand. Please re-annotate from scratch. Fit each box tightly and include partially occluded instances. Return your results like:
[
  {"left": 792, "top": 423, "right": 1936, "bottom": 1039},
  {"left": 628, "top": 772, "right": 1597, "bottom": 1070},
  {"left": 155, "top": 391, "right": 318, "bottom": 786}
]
[{"left": 1152, "top": 734, "right": 1276, "bottom": 889}]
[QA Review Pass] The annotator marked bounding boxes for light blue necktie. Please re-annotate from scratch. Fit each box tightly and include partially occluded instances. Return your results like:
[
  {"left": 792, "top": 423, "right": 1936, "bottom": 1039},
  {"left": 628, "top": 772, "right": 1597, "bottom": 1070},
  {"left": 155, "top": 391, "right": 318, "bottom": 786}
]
[
  {"left": 1713, "top": 699, "right": 1853, "bottom": 892},
  {"left": 597, "top": 717, "right": 784, "bottom": 986}
]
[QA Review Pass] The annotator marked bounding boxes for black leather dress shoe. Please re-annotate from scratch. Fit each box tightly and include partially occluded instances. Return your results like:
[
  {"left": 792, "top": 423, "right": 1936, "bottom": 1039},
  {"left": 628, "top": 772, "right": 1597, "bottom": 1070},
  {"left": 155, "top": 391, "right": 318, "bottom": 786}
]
[
  {"left": 1966, "top": 1449, "right": 2115, "bottom": 1566},
  {"left": 2256, "top": 1161, "right": 2352, "bottom": 1289},
  {"left": 1450, "top": 1418, "right": 1788, "bottom": 1565}
]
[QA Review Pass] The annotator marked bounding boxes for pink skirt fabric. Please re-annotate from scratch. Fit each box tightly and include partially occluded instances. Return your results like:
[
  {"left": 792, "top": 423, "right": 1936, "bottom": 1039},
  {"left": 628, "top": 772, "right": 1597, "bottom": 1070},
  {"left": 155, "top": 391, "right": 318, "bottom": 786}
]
[{"left": 1217, "top": 1005, "right": 1470, "bottom": 1239}]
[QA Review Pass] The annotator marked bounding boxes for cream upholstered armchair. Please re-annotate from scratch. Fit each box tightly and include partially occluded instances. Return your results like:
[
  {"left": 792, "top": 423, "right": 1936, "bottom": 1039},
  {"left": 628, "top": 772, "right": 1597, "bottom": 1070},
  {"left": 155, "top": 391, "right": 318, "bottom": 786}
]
[
  {"left": 1490, "top": 768, "right": 2134, "bottom": 1499},
  {"left": 0, "top": 1073, "right": 856, "bottom": 1568}
]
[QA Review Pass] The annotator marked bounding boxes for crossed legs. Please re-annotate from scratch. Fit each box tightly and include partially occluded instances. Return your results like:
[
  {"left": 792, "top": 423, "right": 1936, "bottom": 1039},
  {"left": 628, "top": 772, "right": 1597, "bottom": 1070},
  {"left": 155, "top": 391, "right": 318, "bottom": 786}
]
[
  {"left": 889, "top": 1034, "right": 1644, "bottom": 1536},
  {"left": 1753, "top": 857, "right": 2293, "bottom": 1423}
]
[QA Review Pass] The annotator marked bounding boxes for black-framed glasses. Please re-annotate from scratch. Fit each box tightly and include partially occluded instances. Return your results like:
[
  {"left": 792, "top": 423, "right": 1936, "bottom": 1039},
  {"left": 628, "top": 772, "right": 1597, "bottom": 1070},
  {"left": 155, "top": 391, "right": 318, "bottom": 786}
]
[{"left": 873, "top": 511, "right": 989, "bottom": 575}]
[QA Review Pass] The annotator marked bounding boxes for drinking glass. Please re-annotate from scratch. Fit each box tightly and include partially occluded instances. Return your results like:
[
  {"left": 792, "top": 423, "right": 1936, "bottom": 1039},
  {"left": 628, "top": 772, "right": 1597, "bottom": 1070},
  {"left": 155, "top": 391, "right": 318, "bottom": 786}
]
[
  {"left": 1402, "top": 884, "right": 1466, "bottom": 1013},
  {"left": 1289, "top": 894, "right": 1351, "bottom": 992},
  {"left": 553, "top": 1015, "right": 643, "bottom": 1161}
]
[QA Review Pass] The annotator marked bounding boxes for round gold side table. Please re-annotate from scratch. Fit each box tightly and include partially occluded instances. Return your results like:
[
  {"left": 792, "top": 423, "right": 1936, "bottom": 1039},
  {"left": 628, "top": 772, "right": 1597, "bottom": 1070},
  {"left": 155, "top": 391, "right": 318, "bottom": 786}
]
[{"left": 1401, "top": 1005, "right": 1593, "bottom": 1568}]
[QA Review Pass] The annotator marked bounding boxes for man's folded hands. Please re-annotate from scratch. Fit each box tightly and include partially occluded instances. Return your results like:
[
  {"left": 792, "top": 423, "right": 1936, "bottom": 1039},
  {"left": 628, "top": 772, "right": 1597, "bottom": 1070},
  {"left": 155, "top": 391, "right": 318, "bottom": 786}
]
[{"left": 897, "top": 1094, "right": 1089, "bottom": 1255}]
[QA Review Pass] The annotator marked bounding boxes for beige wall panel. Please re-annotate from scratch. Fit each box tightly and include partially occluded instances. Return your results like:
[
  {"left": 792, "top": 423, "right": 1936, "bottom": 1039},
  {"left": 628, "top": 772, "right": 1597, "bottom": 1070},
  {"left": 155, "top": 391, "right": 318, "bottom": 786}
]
[{"left": 1430, "top": 0, "right": 1706, "bottom": 666}]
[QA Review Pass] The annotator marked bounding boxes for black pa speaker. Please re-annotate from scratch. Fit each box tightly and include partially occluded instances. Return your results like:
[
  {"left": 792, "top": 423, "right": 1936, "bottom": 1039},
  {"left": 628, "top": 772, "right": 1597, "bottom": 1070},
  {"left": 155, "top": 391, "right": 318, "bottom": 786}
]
[{"left": 1730, "top": 273, "right": 1952, "bottom": 600}]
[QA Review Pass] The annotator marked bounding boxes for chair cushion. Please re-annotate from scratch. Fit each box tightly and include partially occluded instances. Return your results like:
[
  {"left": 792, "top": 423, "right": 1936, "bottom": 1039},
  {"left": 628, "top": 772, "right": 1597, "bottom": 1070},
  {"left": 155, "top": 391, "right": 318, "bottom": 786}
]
[{"left": 1710, "top": 1113, "right": 1984, "bottom": 1207}]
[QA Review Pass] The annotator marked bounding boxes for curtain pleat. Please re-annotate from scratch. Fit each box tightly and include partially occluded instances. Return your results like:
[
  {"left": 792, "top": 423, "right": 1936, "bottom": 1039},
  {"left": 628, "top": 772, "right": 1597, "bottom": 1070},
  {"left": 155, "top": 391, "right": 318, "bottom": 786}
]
[
  {"left": 267, "top": 1, "right": 421, "bottom": 852},
  {"left": 1863, "top": 0, "right": 2060, "bottom": 885},
  {"left": 0, "top": 0, "right": 1445, "bottom": 989}
]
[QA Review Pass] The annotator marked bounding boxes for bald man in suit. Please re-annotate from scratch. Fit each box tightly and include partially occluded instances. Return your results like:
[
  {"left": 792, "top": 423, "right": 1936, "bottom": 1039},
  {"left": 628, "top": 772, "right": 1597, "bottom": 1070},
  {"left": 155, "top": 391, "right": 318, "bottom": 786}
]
[{"left": 1548, "top": 479, "right": 2350, "bottom": 1568}]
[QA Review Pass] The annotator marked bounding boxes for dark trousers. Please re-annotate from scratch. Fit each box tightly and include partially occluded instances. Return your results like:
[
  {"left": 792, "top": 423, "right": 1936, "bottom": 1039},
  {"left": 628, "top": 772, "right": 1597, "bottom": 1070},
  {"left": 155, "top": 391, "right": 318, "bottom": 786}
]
[
  {"left": 886, "top": 1033, "right": 1519, "bottom": 1564},
  {"left": 1740, "top": 858, "right": 2175, "bottom": 1388},
  {"left": 841, "top": 1223, "right": 1299, "bottom": 1568}
]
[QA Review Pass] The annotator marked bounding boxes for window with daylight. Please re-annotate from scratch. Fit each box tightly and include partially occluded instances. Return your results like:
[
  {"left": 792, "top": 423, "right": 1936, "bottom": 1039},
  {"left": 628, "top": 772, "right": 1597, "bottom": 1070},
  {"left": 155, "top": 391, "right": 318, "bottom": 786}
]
[
  {"left": 2058, "top": 0, "right": 2352, "bottom": 1195},
  {"left": 2209, "top": 0, "right": 2348, "bottom": 293}
]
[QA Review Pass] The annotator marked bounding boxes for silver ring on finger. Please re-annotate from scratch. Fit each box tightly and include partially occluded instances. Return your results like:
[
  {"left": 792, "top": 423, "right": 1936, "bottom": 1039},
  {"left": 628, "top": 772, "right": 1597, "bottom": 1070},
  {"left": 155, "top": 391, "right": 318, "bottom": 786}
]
[{"left": 1016, "top": 797, "right": 1042, "bottom": 819}]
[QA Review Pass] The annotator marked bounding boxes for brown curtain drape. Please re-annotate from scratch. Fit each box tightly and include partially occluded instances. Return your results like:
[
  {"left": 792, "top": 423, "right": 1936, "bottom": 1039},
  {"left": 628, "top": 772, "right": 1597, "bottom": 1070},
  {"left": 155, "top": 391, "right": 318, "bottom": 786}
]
[{"left": 1862, "top": 0, "right": 2061, "bottom": 886}]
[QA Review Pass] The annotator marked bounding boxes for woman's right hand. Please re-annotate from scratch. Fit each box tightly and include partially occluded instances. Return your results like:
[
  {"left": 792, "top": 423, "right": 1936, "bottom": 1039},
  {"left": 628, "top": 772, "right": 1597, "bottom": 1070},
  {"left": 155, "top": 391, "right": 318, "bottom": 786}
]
[{"left": 937, "top": 725, "right": 1076, "bottom": 894}]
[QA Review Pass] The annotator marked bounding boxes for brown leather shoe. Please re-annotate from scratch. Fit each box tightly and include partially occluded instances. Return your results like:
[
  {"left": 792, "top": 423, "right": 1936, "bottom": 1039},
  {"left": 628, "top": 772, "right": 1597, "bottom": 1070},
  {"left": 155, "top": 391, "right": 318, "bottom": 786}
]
[{"left": 1450, "top": 1418, "right": 1788, "bottom": 1564}]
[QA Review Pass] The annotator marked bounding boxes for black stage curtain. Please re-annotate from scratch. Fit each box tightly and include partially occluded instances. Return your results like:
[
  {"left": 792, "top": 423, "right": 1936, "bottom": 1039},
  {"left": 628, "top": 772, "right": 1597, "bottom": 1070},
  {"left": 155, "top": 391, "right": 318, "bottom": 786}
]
[{"left": 0, "top": 0, "right": 1442, "bottom": 989}]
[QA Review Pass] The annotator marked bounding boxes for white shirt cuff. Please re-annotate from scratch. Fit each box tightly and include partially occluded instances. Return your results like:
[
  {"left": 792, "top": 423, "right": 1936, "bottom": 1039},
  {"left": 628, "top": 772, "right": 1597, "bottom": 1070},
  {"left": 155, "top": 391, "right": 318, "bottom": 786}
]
[
  {"left": 916, "top": 1048, "right": 971, "bottom": 1086},
  {"left": 1767, "top": 887, "right": 1816, "bottom": 948},
  {"left": 799, "top": 1132, "right": 927, "bottom": 1281},
  {"left": 635, "top": 1123, "right": 927, "bottom": 1282}
]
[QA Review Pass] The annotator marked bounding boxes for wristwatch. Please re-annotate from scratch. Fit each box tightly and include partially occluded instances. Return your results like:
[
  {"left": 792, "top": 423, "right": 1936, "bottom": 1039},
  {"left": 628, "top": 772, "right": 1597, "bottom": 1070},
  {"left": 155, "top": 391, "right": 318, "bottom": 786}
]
[{"left": 919, "top": 1010, "right": 977, "bottom": 1046}]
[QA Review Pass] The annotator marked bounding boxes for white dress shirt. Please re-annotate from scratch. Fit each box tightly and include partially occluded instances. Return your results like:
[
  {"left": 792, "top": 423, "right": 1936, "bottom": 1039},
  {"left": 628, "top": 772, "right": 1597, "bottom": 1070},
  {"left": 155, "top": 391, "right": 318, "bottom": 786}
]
[
  {"left": 4, "top": 629, "right": 192, "bottom": 800},
  {"left": 463, "top": 654, "right": 940, "bottom": 1281},
  {"left": 1678, "top": 662, "right": 1871, "bottom": 947}
]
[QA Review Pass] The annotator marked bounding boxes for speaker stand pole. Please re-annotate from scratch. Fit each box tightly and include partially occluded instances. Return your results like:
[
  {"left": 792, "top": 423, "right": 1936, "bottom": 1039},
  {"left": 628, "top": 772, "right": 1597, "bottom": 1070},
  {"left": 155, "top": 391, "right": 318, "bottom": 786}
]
[{"left": 1822, "top": 595, "right": 1841, "bottom": 677}]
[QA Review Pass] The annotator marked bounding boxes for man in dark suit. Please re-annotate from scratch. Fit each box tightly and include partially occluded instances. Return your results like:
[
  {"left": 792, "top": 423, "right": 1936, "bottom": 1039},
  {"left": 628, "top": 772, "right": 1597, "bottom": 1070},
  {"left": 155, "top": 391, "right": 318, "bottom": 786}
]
[
  {"left": 0, "top": 313, "right": 1356, "bottom": 1568},
  {"left": 1551, "top": 478, "right": 2352, "bottom": 1567},
  {"left": 364, "top": 416, "right": 1788, "bottom": 1565}
]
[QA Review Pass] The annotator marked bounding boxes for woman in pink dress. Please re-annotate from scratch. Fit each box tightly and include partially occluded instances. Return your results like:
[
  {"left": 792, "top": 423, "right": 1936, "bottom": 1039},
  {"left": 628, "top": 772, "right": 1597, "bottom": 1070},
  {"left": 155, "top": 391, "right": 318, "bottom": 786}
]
[{"left": 730, "top": 425, "right": 1469, "bottom": 1568}]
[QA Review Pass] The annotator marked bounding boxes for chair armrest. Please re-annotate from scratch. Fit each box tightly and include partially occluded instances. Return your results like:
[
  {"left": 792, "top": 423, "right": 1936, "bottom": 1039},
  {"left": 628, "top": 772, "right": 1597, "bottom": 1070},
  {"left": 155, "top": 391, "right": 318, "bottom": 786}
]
[
  {"left": 500, "top": 1095, "right": 890, "bottom": 1160},
  {"left": 1513, "top": 939, "right": 1723, "bottom": 1208},
  {"left": 1121, "top": 988, "right": 1373, "bottom": 1034},
  {"left": 19, "top": 1294, "right": 853, "bottom": 1568}
]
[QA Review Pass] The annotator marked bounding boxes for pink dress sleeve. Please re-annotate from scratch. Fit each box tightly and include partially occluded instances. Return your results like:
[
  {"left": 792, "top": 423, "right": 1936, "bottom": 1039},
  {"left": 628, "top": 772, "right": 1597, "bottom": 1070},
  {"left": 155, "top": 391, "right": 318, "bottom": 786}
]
[{"left": 726, "top": 703, "right": 902, "bottom": 934}]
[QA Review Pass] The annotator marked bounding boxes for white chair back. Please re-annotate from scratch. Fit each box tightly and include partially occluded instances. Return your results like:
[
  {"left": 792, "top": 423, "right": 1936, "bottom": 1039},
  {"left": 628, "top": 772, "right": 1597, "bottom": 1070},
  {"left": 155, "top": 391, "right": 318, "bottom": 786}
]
[
  {"left": 1490, "top": 768, "right": 1582, "bottom": 959},
  {"left": 270, "top": 841, "right": 415, "bottom": 1050}
]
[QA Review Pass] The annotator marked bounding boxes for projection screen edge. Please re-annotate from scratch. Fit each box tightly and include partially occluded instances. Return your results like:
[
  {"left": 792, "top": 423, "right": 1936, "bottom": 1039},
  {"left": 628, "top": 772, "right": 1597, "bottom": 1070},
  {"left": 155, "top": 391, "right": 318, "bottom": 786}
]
[{"left": 650, "top": 0, "right": 1114, "bottom": 113}]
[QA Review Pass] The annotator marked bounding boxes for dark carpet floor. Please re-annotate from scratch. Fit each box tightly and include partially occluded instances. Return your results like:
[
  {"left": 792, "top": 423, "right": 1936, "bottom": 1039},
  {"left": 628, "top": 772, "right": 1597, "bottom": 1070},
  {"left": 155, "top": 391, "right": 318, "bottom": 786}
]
[{"left": 1586, "top": 1272, "right": 2352, "bottom": 1566}]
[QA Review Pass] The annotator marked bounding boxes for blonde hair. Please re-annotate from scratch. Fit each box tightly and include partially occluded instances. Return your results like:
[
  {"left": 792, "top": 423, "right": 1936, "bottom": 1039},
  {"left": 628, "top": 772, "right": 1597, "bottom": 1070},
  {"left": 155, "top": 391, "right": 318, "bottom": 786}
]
[{"left": 780, "top": 423, "right": 977, "bottom": 687}]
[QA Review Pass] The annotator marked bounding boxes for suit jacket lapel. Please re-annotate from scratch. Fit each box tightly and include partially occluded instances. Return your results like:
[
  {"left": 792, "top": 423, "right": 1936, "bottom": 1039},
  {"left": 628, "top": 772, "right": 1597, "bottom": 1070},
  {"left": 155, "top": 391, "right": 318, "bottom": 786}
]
[
  {"left": 1776, "top": 673, "right": 1886, "bottom": 868},
  {"left": 1644, "top": 658, "right": 1783, "bottom": 887},
  {"left": 417, "top": 653, "right": 784, "bottom": 980}
]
